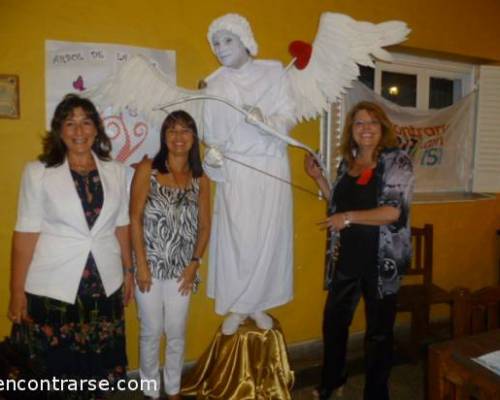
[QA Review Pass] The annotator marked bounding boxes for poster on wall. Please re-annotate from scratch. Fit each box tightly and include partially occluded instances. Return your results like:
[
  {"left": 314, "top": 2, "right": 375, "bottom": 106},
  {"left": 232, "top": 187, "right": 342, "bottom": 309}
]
[
  {"left": 345, "top": 81, "right": 475, "bottom": 192},
  {"left": 45, "top": 40, "right": 176, "bottom": 170}
]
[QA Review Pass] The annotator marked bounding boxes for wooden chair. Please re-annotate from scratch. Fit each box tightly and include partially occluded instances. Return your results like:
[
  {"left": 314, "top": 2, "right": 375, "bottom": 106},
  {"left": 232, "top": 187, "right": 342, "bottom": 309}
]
[
  {"left": 451, "top": 286, "right": 500, "bottom": 338},
  {"left": 427, "top": 286, "right": 500, "bottom": 399},
  {"left": 497, "top": 229, "right": 500, "bottom": 285},
  {"left": 396, "top": 224, "right": 451, "bottom": 360}
]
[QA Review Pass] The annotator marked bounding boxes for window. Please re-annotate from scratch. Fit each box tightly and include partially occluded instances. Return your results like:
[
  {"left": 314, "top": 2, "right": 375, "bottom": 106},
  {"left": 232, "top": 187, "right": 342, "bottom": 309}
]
[
  {"left": 429, "top": 77, "right": 462, "bottom": 109},
  {"left": 319, "top": 53, "right": 500, "bottom": 200},
  {"left": 356, "top": 53, "right": 474, "bottom": 111},
  {"left": 323, "top": 54, "right": 500, "bottom": 195},
  {"left": 381, "top": 71, "right": 417, "bottom": 107}
]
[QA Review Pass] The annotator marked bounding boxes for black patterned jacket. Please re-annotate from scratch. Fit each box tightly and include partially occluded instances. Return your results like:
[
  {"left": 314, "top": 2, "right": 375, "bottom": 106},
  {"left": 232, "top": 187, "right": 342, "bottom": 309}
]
[{"left": 325, "top": 147, "right": 415, "bottom": 298}]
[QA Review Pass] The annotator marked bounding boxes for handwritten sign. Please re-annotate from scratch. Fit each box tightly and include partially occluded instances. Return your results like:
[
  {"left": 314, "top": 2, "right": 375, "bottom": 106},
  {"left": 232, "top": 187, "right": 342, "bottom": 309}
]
[
  {"left": 394, "top": 124, "right": 447, "bottom": 167},
  {"left": 45, "top": 40, "right": 176, "bottom": 168}
]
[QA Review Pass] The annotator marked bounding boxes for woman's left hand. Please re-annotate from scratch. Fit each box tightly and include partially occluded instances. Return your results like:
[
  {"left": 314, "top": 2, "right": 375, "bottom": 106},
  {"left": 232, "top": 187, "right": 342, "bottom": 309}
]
[
  {"left": 318, "top": 213, "right": 348, "bottom": 232},
  {"left": 177, "top": 262, "right": 198, "bottom": 296},
  {"left": 123, "top": 272, "right": 135, "bottom": 306}
]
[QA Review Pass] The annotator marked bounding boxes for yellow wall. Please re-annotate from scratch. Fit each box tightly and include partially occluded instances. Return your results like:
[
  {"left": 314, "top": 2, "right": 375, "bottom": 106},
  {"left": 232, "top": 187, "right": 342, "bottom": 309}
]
[{"left": 1, "top": 0, "right": 500, "bottom": 369}]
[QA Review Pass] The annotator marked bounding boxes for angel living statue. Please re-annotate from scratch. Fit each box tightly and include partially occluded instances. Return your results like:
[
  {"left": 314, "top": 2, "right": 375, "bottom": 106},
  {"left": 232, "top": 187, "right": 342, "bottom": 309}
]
[
  {"left": 84, "top": 11, "right": 410, "bottom": 336},
  {"left": 202, "top": 12, "right": 410, "bottom": 335},
  {"left": 203, "top": 13, "right": 296, "bottom": 335}
]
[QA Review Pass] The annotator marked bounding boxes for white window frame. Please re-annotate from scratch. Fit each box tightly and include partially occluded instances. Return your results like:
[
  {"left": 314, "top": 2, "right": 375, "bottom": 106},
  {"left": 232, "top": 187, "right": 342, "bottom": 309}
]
[
  {"left": 373, "top": 52, "right": 475, "bottom": 110},
  {"left": 319, "top": 53, "right": 500, "bottom": 200}
]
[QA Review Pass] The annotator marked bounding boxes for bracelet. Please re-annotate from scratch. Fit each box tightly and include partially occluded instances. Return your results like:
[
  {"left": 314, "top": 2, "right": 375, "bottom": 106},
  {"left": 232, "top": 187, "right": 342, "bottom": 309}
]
[
  {"left": 343, "top": 213, "right": 352, "bottom": 228},
  {"left": 191, "top": 256, "right": 202, "bottom": 264},
  {"left": 124, "top": 266, "right": 136, "bottom": 274}
]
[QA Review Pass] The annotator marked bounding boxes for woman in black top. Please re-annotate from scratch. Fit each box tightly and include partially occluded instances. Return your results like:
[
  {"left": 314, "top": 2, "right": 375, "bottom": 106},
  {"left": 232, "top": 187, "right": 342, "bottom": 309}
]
[{"left": 305, "top": 101, "right": 414, "bottom": 400}]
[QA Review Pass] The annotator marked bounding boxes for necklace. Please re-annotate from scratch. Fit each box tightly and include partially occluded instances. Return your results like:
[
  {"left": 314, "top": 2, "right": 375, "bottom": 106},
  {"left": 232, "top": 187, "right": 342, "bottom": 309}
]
[
  {"left": 166, "top": 160, "right": 191, "bottom": 186},
  {"left": 351, "top": 157, "right": 376, "bottom": 185},
  {"left": 167, "top": 162, "right": 192, "bottom": 208},
  {"left": 69, "top": 157, "right": 96, "bottom": 175},
  {"left": 170, "top": 170, "right": 189, "bottom": 189}
]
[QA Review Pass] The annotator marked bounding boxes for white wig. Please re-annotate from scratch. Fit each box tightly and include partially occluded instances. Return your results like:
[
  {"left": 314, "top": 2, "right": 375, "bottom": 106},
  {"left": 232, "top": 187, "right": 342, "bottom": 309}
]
[{"left": 207, "top": 13, "right": 258, "bottom": 56}]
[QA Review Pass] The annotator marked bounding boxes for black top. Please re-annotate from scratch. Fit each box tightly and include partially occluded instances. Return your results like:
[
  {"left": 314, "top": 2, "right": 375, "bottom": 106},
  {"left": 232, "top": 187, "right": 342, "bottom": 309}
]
[
  {"left": 70, "top": 169, "right": 103, "bottom": 229},
  {"left": 333, "top": 170, "right": 379, "bottom": 277}
]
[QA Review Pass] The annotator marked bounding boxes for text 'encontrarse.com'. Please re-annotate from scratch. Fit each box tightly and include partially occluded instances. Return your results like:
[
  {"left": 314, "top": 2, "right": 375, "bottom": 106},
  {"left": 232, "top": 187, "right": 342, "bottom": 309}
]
[{"left": 0, "top": 377, "right": 157, "bottom": 392}]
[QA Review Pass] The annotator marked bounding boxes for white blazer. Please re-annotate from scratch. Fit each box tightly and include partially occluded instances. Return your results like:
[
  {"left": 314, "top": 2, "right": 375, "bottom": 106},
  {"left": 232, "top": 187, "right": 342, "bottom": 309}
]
[{"left": 15, "top": 154, "right": 130, "bottom": 304}]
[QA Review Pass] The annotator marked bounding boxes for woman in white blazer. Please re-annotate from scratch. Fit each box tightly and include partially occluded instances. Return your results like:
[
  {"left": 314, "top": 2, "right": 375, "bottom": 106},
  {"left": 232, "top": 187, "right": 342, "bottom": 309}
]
[{"left": 8, "top": 94, "right": 133, "bottom": 397}]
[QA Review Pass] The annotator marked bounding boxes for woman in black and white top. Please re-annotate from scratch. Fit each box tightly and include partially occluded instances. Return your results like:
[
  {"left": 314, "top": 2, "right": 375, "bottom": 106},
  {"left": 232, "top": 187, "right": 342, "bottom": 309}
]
[{"left": 130, "top": 110, "right": 211, "bottom": 400}]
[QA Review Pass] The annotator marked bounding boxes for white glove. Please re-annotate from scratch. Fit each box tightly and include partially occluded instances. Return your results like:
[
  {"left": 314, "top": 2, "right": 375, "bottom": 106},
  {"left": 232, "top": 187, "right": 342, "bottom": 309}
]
[{"left": 204, "top": 146, "right": 224, "bottom": 168}]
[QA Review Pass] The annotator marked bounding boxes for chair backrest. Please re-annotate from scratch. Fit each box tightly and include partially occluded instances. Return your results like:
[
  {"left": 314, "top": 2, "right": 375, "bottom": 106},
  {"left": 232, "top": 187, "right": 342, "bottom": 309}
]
[
  {"left": 497, "top": 229, "right": 500, "bottom": 285},
  {"left": 407, "top": 224, "right": 433, "bottom": 286},
  {"left": 452, "top": 286, "right": 500, "bottom": 338}
]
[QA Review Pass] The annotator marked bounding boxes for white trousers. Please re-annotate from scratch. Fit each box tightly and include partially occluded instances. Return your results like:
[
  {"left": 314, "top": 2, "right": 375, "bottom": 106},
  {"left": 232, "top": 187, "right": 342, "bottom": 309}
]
[{"left": 135, "top": 278, "right": 191, "bottom": 397}]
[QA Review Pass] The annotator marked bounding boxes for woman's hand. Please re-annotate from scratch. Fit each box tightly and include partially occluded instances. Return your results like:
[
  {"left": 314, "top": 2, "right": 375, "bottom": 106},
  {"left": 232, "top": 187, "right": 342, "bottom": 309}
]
[
  {"left": 123, "top": 272, "right": 135, "bottom": 306},
  {"left": 318, "top": 213, "right": 349, "bottom": 232},
  {"left": 304, "top": 154, "right": 322, "bottom": 180},
  {"left": 8, "top": 291, "right": 28, "bottom": 324},
  {"left": 177, "top": 262, "right": 198, "bottom": 296},
  {"left": 136, "top": 265, "right": 152, "bottom": 293}
]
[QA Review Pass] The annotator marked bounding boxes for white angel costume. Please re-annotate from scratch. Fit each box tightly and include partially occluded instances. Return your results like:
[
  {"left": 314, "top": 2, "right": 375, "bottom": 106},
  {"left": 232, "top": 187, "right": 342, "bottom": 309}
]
[
  {"left": 204, "top": 59, "right": 296, "bottom": 315},
  {"left": 82, "top": 10, "right": 410, "bottom": 328}
]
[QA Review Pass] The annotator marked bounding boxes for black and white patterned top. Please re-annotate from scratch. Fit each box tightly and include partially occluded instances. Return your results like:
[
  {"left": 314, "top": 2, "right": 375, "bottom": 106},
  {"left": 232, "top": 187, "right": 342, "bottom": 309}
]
[{"left": 143, "top": 170, "right": 200, "bottom": 288}]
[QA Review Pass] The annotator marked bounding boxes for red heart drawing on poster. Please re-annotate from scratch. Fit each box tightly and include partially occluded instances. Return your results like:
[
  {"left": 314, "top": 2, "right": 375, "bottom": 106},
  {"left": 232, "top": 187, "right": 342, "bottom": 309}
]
[
  {"left": 288, "top": 41, "right": 313, "bottom": 70},
  {"left": 72, "top": 75, "right": 86, "bottom": 91}
]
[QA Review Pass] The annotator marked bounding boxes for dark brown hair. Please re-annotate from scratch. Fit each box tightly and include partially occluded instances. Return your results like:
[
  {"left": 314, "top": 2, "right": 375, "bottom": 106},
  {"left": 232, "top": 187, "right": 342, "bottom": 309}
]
[
  {"left": 39, "top": 94, "right": 111, "bottom": 167},
  {"left": 340, "top": 101, "right": 398, "bottom": 166},
  {"left": 152, "top": 110, "right": 203, "bottom": 178}
]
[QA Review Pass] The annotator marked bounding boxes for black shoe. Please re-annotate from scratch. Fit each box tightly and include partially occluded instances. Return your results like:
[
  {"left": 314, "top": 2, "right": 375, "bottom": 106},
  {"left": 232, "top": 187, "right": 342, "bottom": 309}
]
[{"left": 314, "top": 375, "right": 348, "bottom": 400}]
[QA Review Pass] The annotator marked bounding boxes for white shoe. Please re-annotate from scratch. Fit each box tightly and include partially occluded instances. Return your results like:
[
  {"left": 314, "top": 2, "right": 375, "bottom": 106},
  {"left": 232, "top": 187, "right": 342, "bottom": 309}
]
[
  {"left": 221, "top": 313, "right": 247, "bottom": 335},
  {"left": 250, "top": 311, "right": 273, "bottom": 330}
]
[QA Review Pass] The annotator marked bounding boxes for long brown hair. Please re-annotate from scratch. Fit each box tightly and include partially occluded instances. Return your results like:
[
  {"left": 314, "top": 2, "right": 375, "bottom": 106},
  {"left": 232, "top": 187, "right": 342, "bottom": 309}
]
[
  {"left": 39, "top": 94, "right": 111, "bottom": 167},
  {"left": 152, "top": 110, "right": 204, "bottom": 178},
  {"left": 340, "top": 101, "right": 398, "bottom": 166}
]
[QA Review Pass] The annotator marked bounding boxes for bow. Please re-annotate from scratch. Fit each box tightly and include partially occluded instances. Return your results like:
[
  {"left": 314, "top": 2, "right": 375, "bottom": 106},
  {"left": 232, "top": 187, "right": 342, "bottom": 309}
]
[{"left": 154, "top": 94, "right": 326, "bottom": 171}]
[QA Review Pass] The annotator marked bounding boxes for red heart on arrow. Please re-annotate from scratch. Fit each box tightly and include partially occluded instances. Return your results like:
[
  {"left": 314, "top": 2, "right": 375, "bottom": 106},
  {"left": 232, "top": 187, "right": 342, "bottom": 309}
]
[{"left": 288, "top": 40, "right": 312, "bottom": 70}]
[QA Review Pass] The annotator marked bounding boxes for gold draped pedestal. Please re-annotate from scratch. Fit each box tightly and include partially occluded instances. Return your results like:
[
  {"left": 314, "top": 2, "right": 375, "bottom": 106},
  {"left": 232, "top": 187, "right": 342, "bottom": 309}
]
[{"left": 181, "top": 317, "right": 294, "bottom": 399}]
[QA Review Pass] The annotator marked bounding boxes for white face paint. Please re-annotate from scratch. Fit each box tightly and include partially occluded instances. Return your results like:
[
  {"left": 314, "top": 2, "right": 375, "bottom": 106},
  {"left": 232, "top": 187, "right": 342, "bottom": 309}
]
[{"left": 211, "top": 30, "right": 250, "bottom": 69}]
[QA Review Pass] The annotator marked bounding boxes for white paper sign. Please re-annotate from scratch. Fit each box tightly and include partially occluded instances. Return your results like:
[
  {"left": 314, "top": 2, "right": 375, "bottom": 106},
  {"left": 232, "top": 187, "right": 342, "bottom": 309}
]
[{"left": 45, "top": 40, "right": 176, "bottom": 167}]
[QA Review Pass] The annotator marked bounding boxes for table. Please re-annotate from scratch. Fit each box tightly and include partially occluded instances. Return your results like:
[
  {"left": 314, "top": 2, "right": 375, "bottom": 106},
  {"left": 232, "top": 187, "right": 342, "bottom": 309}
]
[{"left": 428, "top": 329, "right": 500, "bottom": 399}]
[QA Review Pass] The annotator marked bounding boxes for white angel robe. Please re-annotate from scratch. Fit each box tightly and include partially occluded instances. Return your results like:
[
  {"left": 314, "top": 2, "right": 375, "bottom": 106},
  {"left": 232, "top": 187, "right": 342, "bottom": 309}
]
[{"left": 203, "top": 60, "right": 295, "bottom": 315}]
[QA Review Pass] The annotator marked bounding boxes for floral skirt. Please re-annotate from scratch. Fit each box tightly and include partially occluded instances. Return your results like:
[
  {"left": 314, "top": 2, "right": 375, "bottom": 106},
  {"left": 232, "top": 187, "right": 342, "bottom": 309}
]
[{"left": 12, "top": 254, "right": 127, "bottom": 398}]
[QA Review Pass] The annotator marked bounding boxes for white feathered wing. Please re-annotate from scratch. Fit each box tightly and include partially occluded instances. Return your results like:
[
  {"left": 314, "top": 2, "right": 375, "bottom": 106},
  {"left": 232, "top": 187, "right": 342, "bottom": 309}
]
[
  {"left": 288, "top": 12, "right": 410, "bottom": 122},
  {"left": 84, "top": 54, "right": 205, "bottom": 130}
]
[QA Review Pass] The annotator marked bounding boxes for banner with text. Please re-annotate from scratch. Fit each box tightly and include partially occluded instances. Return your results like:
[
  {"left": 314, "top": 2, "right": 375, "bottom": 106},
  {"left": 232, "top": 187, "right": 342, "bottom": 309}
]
[{"left": 345, "top": 81, "right": 475, "bottom": 192}]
